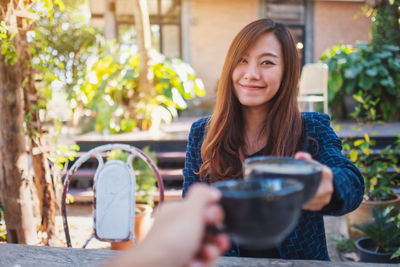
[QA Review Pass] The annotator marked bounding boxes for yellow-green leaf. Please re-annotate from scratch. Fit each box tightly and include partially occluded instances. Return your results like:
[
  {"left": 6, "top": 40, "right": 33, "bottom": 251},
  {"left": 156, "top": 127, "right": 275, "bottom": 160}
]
[
  {"left": 364, "top": 133, "right": 370, "bottom": 142},
  {"left": 350, "top": 149, "right": 358, "bottom": 162},
  {"left": 370, "top": 177, "right": 378, "bottom": 187},
  {"left": 353, "top": 139, "right": 364, "bottom": 147},
  {"left": 393, "top": 165, "right": 400, "bottom": 173}
]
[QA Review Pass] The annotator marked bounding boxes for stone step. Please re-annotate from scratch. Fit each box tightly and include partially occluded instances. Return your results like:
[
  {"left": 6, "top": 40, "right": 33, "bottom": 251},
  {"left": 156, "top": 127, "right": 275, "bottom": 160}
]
[
  {"left": 75, "top": 140, "right": 188, "bottom": 154},
  {"left": 68, "top": 188, "right": 182, "bottom": 203},
  {"left": 73, "top": 151, "right": 186, "bottom": 165},
  {"left": 70, "top": 168, "right": 183, "bottom": 181}
]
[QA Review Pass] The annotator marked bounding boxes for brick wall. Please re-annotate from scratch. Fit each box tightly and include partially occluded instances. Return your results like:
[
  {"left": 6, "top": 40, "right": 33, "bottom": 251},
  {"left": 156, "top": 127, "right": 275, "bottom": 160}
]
[
  {"left": 314, "top": 1, "right": 372, "bottom": 60},
  {"left": 191, "top": 0, "right": 258, "bottom": 102}
]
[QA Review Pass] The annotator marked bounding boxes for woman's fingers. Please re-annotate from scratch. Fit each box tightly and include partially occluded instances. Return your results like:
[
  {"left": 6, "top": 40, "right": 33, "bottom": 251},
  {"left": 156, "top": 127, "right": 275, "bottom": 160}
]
[
  {"left": 294, "top": 151, "right": 312, "bottom": 161},
  {"left": 302, "top": 165, "right": 333, "bottom": 211},
  {"left": 295, "top": 151, "right": 334, "bottom": 211}
]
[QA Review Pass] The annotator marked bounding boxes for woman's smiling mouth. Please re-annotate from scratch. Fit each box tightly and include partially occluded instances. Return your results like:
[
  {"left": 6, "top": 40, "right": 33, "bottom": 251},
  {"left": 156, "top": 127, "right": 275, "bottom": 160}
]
[{"left": 239, "top": 84, "right": 266, "bottom": 91}]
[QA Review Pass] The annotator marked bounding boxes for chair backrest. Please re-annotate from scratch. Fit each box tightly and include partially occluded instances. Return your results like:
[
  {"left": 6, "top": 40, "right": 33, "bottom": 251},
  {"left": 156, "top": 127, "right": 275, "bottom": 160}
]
[
  {"left": 298, "top": 63, "right": 328, "bottom": 96},
  {"left": 61, "top": 143, "right": 164, "bottom": 248}
]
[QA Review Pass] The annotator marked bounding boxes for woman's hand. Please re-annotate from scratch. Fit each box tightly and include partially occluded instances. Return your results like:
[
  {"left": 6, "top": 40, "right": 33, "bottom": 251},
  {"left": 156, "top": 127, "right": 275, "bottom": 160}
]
[{"left": 295, "top": 151, "right": 334, "bottom": 211}]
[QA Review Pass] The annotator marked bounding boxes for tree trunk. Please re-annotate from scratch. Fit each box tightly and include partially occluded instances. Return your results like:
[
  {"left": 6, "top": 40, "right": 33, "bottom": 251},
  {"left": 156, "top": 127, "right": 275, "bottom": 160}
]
[
  {"left": 132, "top": 0, "right": 155, "bottom": 130},
  {"left": 133, "top": 0, "right": 152, "bottom": 95},
  {"left": 23, "top": 68, "right": 56, "bottom": 246},
  {"left": 0, "top": 55, "right": 39, "bottom": 245},
  {"left": 104, "top": 0, "right": 117, "bottom": 40}
]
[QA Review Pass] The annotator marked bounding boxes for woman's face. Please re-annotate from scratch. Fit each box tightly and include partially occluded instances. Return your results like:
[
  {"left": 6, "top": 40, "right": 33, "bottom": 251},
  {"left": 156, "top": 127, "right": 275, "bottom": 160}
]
[{"left": 232, "top": 32, "right": 284, "bottom": 108}]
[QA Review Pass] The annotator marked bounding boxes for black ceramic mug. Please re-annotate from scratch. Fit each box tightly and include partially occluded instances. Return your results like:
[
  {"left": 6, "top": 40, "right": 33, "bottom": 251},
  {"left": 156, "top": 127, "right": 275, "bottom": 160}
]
[
  {"left": 244, "top": 156, "right": 323, "bottom": 205},
  {"left": 212, "top": 178, "right": 304, "bottom": 249}
]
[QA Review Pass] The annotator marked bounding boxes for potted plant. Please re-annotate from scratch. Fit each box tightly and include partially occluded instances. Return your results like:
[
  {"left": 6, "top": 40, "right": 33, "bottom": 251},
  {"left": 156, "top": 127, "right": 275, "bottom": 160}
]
[
  {"left": 320, "top": 42, "right": 400, "bottom": 121},
  {"left": 106, "top": 146, "right": 158, "bottom": 250},
  {"left": 344, "top": 134, "right": 400, "bottom": 239},
  {"left": 355, "top": 206, "right": 400, "bottom": 263}
]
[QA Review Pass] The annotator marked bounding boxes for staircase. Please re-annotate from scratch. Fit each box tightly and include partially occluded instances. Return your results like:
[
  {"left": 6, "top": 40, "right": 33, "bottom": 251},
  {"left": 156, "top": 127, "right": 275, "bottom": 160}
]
[
  {"left": 66, "top": 119, "right": 400, "bottom": 202},
  {"left": 66, "top": 117, "right": 199, "bottom": 202}
]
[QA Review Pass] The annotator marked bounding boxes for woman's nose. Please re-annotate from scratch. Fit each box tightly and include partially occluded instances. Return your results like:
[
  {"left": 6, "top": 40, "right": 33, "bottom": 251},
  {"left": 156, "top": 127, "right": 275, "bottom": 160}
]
[{"left": 243, "top": 64, "right": 260, "bottom": 80}]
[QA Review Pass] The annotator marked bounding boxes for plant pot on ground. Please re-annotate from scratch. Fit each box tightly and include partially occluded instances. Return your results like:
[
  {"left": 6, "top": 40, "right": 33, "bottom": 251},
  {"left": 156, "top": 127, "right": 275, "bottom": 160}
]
[
  {"left": 356, "top": 237, "right": 396, "bottom": 263},
  {"left": 110, "top": 204, "right": 153, "bottom": 250},
  {"left": 346, "top": 194, "right": 400, "bottom": 240},
  {"left": 343, "top": 134, "right": 400, "bottom": 239},
  {"left": 354, "top": 206, "right": 400, "bottom": 263}
]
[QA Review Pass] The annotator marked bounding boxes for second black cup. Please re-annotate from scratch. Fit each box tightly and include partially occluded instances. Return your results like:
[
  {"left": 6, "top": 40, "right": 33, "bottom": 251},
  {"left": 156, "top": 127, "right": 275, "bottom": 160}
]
[{"left": 244, "top": 156, "right": 323, "bottom": 205}]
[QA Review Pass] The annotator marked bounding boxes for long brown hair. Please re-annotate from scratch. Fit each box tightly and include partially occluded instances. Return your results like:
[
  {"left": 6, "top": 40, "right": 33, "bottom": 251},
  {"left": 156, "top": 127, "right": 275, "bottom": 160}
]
[{"left": 199, "top": 19, "right": 303, "bottom": 182}]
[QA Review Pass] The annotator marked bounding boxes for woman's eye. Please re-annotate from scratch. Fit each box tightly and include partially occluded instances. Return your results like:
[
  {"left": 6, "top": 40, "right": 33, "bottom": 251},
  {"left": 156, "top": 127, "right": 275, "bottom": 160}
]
[
  {"left": 239, "top": 58, "right": 247, "bottom": 64},
  {"left": 261, "top": 60, "right": 274, "bottom": 65}
]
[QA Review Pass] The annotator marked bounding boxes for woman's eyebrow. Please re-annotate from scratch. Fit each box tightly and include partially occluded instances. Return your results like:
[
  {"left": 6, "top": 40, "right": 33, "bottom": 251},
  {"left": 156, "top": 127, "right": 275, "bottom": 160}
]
[{"left": 258, "top": 52, "right": 279, "bottom": 58}]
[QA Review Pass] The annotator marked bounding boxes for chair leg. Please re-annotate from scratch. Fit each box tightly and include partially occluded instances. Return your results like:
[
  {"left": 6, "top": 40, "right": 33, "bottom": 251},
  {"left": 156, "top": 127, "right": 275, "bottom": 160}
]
[
  {"left": 324, "top": 101, "right": 328, "bottom": 114},
  {"left": 82, "top": 232, "right": 94, "bottom": 248}
]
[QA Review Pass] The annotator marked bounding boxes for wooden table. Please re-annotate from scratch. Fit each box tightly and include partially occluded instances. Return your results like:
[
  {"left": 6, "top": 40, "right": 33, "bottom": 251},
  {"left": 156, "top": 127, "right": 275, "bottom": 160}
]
[{"left": 0, "top": 243, "right": 394, "bottom": 267}]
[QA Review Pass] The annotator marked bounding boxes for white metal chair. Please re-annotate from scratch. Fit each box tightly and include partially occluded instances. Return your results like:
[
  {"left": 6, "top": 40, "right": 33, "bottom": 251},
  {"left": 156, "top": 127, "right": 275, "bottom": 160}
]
[
  {"left": 61, "top": 143, "right": 164, "bottom": 248},
  {"left": 297, "top": 63, "right": 329, "bottom": 114}
]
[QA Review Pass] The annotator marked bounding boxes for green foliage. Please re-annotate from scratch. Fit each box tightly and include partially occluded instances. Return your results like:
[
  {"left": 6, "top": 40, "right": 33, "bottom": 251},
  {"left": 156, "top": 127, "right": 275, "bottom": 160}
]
[
  {"left": 355, "top": 206, "right": 400, "bottom": 257},
  {"left": 342, "top": 133, "right": 400, "bottom": 201},
  {"left": 351, "top": 91, "right": 380, "bottom": 122},
  {"left": 320, "top": 42, "right": 400, "bottom": 121},
  {"left": 53, "top": 144, "right": 80, "bottom": 170},
  {"left": 0, "top": 21, "right": 17, "bottom": 65},
  {"left": 329, "top": 234, "right": 356, "bottom": 253},
  {"left": 393, "top": 247, "right": 400, "bottom": 260},
  {"left": 0, "top": 200, "right": 3, "bottom": 222},
  {"left": 31, "top": 0, "right": 205, "bottom": 134},
  {"left": 107, "top": 147, "right": 157, "bottom": 205},
  {"left": 79, "top": 46, "right": 205, "bottom": 133},
  {"left": 0, "top": 200, "right": 4, "bottom": 241},
  {"left": 32, "top": 0, "right": 103, "bottom": 112},
  {"left": 371, "top": 0, "right": 400, "bottom": 48}
]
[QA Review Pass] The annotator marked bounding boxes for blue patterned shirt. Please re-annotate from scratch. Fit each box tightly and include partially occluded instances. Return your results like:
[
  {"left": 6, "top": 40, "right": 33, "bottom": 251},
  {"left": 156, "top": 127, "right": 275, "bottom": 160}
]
[{"left": 182, "top": 112, "right": 364, "bottom": 260}]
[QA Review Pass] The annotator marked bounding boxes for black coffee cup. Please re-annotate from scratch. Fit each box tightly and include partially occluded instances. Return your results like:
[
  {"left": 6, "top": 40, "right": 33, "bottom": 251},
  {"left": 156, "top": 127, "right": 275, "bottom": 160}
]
[
  {"left": 244, "top": 156, "right": 323, "bottom": 205},
  {"left": 212, "top": 178, "right": 304, "bottom": 249}
]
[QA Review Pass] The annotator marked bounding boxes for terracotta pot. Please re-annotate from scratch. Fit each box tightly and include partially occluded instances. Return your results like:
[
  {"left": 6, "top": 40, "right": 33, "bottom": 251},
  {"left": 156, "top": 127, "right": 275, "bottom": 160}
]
[
  {"left": 134, "top": 204, "right": 153, "bottom": 243},
  {"left": 345, "top": 194, "right": 400, "bottom": 240},
  {"left": 110, "top": 204, "right": 153, "bottom": 250}
]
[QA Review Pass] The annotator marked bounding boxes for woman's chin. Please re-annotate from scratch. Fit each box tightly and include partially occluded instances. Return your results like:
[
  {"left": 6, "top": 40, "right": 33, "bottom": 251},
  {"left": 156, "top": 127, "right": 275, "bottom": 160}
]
[{"left": 240, "top": 101, "right": 269, "bottom": 109}]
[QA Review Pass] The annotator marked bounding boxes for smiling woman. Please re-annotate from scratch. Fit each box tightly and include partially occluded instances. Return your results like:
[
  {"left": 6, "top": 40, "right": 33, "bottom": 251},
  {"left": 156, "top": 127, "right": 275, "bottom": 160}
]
[
  {"left": 182, "top": 19, "right": 364, "bottom": 261},
  {"left": 232, "top": 32, "right": 283, "bottom": 109}
]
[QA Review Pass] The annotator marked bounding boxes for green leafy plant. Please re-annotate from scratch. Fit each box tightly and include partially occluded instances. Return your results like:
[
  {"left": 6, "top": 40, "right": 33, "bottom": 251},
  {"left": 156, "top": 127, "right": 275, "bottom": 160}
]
[
  {"left": 351, "top": 90, "right": 380, "bottom": 122},
  {"left": 370, "top": 0, "right": 400, "bottom": 48},
  {"left": 52, "top": 144, "right": 80, "bottom": 170},
  {"left": 32, "top": 0, "right": 103, "bottom": 122},
  {"left": 0, "top": 200, "right": 5, "bottom": 241},
  {"left": 78, "top": 46, "right": 205, "bottom": 133},
  {"left": 342, "top": 133, "right": 400, "bottom": 201},
  {"left": 355, "top": 206, "right": 400, "bottom": 259},
  {"left": 0, "top": 21, "right": 17, "bottom": 65},
  {"left": 320, "top": 42, "right": 400, "bottom": 121},
  {"left": 107, "top": 146, "right": 157, "bottom": 205},
  {"left": 329, "top": 234, "right": 356, "bottom": 253}
]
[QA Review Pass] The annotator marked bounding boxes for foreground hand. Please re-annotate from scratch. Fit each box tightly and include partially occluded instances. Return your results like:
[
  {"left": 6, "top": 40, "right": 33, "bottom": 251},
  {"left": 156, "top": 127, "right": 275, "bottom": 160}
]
[
  {"left": 295, "top": 152, "right": 333, "bottom": 211},
  {"left": 104, "top": 184, "right": 230, "bottom": 267},
  {"left": 110, "top": 184, "right": 230, "bottom": 267},
  {"left": 149, "top": 184, "right": 230, "bottom": 267}
]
